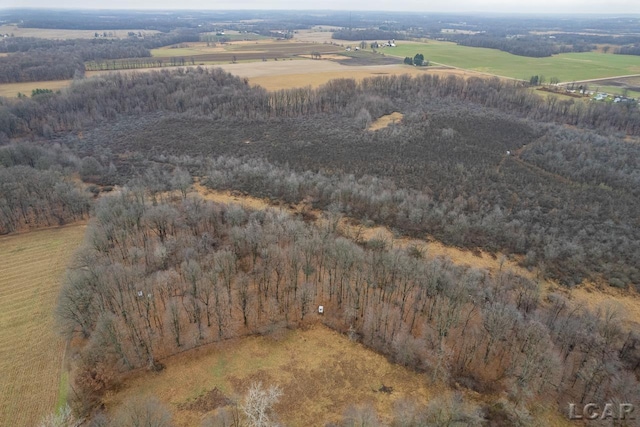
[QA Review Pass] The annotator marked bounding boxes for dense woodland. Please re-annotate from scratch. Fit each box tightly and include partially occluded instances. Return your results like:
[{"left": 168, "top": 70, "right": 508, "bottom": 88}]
[
  {"left": 0, "top": 32, "right": 200, "bottom": 83},
  {"left": 57, "top": 189, "right": 640, "bottom": 425},
  {"left": 0, "top": 144, "right": 91, "bottom": 234},
  {"left": 332, "top": 29, "right": 406, "bottom": 42},
  {"left": 617, "top": 44, "right": 640, "bottom": 56},
  {"left": 1, "top": 69, "right": 639, "bottom": 287},
  {"left": 442, "top": 34, "right": 594, "bottom": 58},
  {"left": 441, "top": 32, "right": 640, "bottom": 58}
]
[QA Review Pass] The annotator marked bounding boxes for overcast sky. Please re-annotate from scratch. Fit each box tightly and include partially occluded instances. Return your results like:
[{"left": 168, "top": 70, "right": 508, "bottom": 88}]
[{"left": 3, "top": 0, "right": 640, "bottom": 14}]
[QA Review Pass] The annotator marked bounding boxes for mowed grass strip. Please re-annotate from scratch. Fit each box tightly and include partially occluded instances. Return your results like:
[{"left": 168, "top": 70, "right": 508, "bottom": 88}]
[
  {"left": 0, "top": 224, "right": 87, "bottom": 427},
  {"left": 384, "top": 40, "right": 640, "bottom": 82}
]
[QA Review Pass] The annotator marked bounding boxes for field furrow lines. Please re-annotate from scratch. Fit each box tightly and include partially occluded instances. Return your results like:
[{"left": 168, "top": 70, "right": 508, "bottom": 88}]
[
  {"left": 0, "top": 267, "right": 60, "bottom": 286},
  {"left": 0, "top": 225, "right": 86, "bottom": 427},
  {"left": 0, "top": 282, "right": 58, "bottom": 301}
]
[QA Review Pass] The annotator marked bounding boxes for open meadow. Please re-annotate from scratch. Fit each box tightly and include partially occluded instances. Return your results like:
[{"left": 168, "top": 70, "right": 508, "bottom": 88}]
[
  {"left": 103, "top": 325, "right": 436, "bottom": 426},
  {"left": 0, "top": 224, "right": 87, "bottom": 427},
  {"left": 0, "top": 79, "right": 73, "bottom": 98},
  {"left": 102, "top": 323, "right": 571, "bottom": 426}
]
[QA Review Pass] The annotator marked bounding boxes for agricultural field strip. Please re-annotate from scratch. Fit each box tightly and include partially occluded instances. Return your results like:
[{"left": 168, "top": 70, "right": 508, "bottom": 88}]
[
  {"left": 150, "top": 42, "right": 340, "bottom": 60},
  {"left": 0, "top": 25, "right": 159, "bottom": 40},
  {"left": 0, "top": 225, "right": 86, "bottom": 427},
  {"left": 0, "top": 270, "right": 62, "bottom": 291},
  {"left": 383, "top": 40, "right": 640, "bottom": 82}
]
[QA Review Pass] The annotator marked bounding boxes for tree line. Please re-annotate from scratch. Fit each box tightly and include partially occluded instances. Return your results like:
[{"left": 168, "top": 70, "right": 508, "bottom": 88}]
[
  {"left": 4, "top": 69, "right": 640, "bottom": 140},
  {"left": 332, "top": 29, "right": 405, "bottom": 41},
  {"left": 616, "top": 44, "right": 640, "bottom": 56},
  {"left": 0, "top": 31, "right": 200, "bottom": 83},
  {"left": 0, "top": 143, "right": 91, "bottom": 234},
  {"left": 443, "top": 34, "right": 594, "bottom": 58}
]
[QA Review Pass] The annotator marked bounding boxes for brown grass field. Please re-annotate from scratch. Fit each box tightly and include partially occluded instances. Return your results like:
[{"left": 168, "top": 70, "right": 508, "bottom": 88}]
[
  {"left": 103, "top": 324, "right": 439, "bottom": 426},
  {"left": 368, "top": 112, "right": 404, "bottom": 131},
  {"left": 235, "top": 62, "right": 472, "bottom": 91},
  {"left": 0, "top": 79, "right": 74, "bottom": 98},
  {"left": 0, "top": 224, "right": 87, "bottom": 427},
  {"left": 104, "top": 324, "right": 570, "bottom": 426},
  {"left": 0, "top": 59, "right": 481, "bottom": 98},
  {"left": 0, "top": 24, "right": 159, "bottom": 39}
]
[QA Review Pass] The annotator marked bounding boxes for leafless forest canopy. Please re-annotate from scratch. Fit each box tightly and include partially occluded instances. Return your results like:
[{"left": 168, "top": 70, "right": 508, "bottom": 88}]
[
  {"left": 1, "top": 10, "right": 640, "bottom": 426},
  {"left": 2, "top": 69, "right": 639, "bottom": 287},
  {"left": 57, "top": 189, "right": 640, "bottom": 425}
]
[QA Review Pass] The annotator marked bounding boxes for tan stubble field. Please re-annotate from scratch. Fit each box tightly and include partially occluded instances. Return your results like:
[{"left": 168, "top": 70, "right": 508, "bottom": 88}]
[{"left": 0, "top": 224, "right": 87, "bottom": 427}]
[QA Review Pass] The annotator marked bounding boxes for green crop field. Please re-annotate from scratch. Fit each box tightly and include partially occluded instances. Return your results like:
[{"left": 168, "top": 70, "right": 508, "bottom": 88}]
[{"left": 384, "top": 40, "right": 640, "bottom": 82}]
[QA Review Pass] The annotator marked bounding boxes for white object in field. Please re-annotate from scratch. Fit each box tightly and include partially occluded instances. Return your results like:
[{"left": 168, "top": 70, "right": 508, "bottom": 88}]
[
  {"left": 318, "top": 305, "right": 324, "bottom": 314},
  {"left": 137, "top": 290, "right": 143, "bottom": 297}
]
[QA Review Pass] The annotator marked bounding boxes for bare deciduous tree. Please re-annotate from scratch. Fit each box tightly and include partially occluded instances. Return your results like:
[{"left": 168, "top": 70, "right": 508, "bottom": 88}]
[
  {"left": 241, "top": 382, "right": 282, "bottom": 427},
  {"left": 109, "top": 396, "right": 174, "bottom": 427}
]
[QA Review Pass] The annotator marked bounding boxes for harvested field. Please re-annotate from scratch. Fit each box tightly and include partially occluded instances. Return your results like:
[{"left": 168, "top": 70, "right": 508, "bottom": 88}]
[
  {"left": 294, "top": 28, "right": 339, "bottom": 44},
  {"left": 0, "top": 61, "right": 479, "bottom": 97},
  {"left": 335, "top": 51, "right": 402, "bottom": 66},
  {"left": 0, "top": 79, "right": 73, "bottom": 98},
  {"left": 0, "top": 224, "right": 87, "bottom": 427},
  {"left": 233, "top": 63, "right": 466, "bottom": 91},
  {"left": 0, "top": 25, "right": 158, "bottom": 39},
  {"left": 297, "top": 53, "right": 349, "bottom": 60},
  {"left": 151, "top": 40, "right": 341, "bottom": 64}
]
